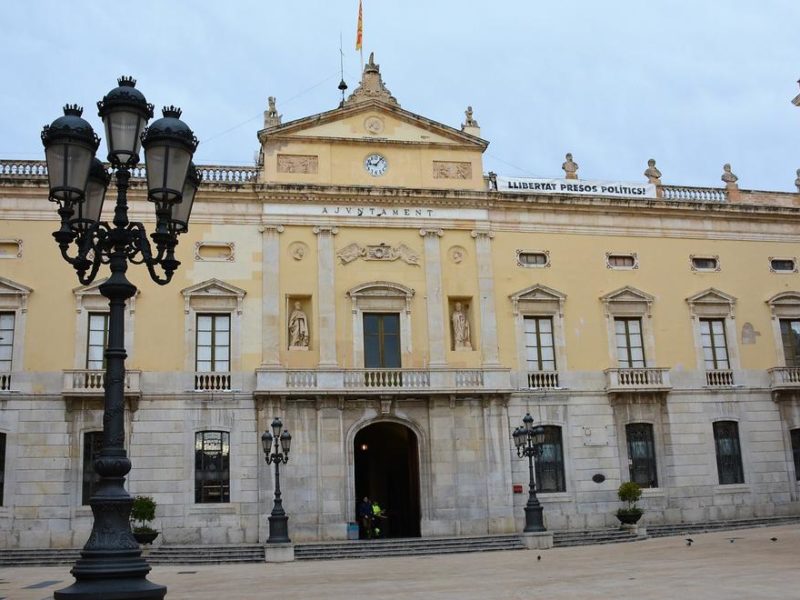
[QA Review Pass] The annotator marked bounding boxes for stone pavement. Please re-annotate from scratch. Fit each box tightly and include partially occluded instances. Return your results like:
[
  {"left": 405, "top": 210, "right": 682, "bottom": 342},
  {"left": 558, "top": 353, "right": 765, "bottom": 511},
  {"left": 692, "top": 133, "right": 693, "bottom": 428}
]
[{"left": 1, "top": 525, "right": 797, "bottom": 600}]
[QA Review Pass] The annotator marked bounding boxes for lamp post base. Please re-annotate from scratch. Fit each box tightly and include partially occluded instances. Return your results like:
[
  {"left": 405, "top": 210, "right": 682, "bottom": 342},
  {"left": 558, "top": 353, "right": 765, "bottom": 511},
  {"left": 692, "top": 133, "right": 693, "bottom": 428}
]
[
  {"left": 267, "top": 513, "right": 291, "bottom": 544},
  {"left": 54, "top": 573, "right": 166, "bottom": 600},
  {"left": 523, "top": 502, "right": 546, "bottom": 533}
]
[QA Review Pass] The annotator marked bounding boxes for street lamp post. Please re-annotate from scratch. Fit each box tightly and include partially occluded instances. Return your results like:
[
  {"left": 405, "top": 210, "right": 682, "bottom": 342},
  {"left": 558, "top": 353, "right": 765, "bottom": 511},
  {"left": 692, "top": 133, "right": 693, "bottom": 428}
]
[
  {"left": 41, "top": 76, "right": 199, "bottom": 600},
  {"left": 513, "top": 413, "right": 547, "bottom": 533},
  {"left": 262, "top": 417, "right": 292, "bottom": 544}
]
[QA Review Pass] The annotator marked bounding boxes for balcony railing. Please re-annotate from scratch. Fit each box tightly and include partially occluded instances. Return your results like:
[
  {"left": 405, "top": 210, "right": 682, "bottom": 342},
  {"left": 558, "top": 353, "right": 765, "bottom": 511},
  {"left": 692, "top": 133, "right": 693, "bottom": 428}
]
[
  {"left": 768, "top": 367, "right": 800, "bottom": 392},
  {"left": 62, "top": 369, "right": 141, "bottom": 397},
  {"left": 0, "top": 372, "right": 11, "bottom": 392},
  {"left": 605, "top": 368, "right": 672, "bottom": 393},
  {"left": 194, "top": 371, "right": 232, "bottom": 392},
  {"left": 661, "top": 185, "right": 727, "bottom": 202},
  {"left": 705, "top": 369, "right": 735, "bottom": 387},
  {"left": 526, "top": 371, "right": 560, "bottom": 390}
]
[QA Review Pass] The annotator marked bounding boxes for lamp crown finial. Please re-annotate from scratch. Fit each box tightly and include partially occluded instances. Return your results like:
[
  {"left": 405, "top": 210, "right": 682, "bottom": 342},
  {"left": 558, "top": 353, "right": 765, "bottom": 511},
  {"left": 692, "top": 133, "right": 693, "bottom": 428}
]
[
  {"left": 118, "top": 75, "right": 137, "bottom": 87},
  {"left": 162, "top": 105, "right": 182, "bottom": 119},
  {"left": 63, "top": 104, "right": 83, "bottom": 117}
]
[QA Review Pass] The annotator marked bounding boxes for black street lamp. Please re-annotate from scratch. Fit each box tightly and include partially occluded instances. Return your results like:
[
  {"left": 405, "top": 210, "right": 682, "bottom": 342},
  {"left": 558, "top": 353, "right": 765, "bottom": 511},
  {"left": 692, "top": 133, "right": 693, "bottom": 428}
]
[
  {"left": 513, "top": 413, "right": 547, "bottom": 533},
  {"left": 261, "top": 417, "right": 292, "bottom": 544},
  {"left": 41, "top": 76, "right": 199, "bottom": 600}
]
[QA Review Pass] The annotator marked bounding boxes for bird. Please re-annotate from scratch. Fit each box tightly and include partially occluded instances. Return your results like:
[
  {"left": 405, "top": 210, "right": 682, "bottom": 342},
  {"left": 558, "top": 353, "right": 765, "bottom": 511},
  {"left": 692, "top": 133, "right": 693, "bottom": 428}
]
[
  {"left": 537, "top": 555, "right": 541, "bottom": 561},
  {"left": 685, "top": 538, "right": 693, "bottom": 546},
  {"left": 770, "top": 537, "right": 778, "bottom": 542}
]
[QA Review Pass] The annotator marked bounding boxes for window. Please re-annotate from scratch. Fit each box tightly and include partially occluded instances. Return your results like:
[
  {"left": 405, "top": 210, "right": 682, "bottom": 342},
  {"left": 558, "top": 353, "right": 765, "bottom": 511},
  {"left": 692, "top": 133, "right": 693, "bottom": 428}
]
[
  {"left": 535, "top": 426, "right": 566, "bottom": 493},
  {"left": 86, "top": 313, "right": 109, "bottom": 370},
  {"left": 0, "top": 432, "right": 5, "bottom": 506},
  {"left": 626, "top": 423, "right": 658, "bottom": 488},
  {"left": 780, "top": 319, "right": 800, "bottom": 367},
  {"left": 517, "top": 251, "right": 549, "bottom": 267},
  {"left": 363, "top": 313, "right": 401, "bottom": 368},
  {"left": 691, "top": 256, "right": 720, "bottom": 271},
  {"left": 770, "top": 258, "right": 796, "bottom": 273},
  {"left": 615, "top": 318, "right": 645, "bottom": 368},
  {"left": 606, "top": 253, "right": 637, "bottom": 269},
  {"left": 196, "top": 314, "right": 230, "bottom": 373},
  {"left": 700, "top": 319, "right": 729, "bottom": 369},
  {"left": 0, "top": 312, "right": 14, "bottom": 373},
  {"left": 713, "top": 421, "right": 744, "bottom": 485},
  {"left": 524, "top": 317, "right": 556, "bottom": 371},
  {"left": 791, "top": 429, "right": 800, "bottom": 481},
  {"left": 82, "top": 431, "right": 103, "bottom": 505},
  {"left": 195, "top": 431, "right": 230, "bottom": 503}
]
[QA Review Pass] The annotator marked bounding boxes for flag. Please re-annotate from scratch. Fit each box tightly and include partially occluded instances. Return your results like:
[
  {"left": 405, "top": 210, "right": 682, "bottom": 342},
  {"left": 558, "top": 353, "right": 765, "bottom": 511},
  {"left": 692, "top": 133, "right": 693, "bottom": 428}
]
[{"left": 356, "top": 0, "right": 363, "bottom": 51}]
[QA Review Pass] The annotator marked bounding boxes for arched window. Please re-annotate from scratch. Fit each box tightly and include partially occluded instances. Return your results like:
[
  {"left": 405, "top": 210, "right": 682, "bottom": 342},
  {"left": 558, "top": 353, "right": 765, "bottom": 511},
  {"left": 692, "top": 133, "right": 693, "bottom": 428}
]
[
  {"left": 713, "top": 421, "right": 744, "bottom": 485},
  {"left": 626, "top": 423, "right": 657, "bottom": 488},
  {"left": 195, "top": 431, "right": 230, "bottom": 503},
  {"left": 535, "top": 426, "right": 566, "bottom": 493}
]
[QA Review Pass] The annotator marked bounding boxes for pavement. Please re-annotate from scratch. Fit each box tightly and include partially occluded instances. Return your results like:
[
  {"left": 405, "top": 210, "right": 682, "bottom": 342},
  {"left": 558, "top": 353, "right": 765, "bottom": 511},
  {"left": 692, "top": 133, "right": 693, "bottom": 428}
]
[{"left": 1, "top": 524, "right": 797, "bottom": 600}]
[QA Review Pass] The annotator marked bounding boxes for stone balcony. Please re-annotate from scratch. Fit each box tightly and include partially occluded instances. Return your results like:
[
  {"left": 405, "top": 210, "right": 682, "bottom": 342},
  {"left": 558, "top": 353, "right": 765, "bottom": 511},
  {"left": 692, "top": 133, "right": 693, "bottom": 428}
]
[
  {"left": 704, "top": 368, "right": 735, "bottom": 387},
  {"left": 604, "top": 367, "right": 672, "bottom": 398},
  {"left": 62, "top": 369, "right": 142, "bottom": 399},
  {"left": 524, "top": 370, "right": 561, "bottom": 390},
  {"left": 768, "top": 367, "right": 800, "bottom": 399},
  {"left": 255, "top": 367, "right": 512, "bottom": 397}
]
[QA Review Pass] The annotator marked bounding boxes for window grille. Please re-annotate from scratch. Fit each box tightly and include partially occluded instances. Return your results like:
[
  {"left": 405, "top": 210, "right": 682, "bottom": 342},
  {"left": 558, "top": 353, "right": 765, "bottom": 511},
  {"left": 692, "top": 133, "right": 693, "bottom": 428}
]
[
  {"left": 626, "top": 423, "right": 658, "bottom": 488},
  {"left": 535, "top": 426, "right": 566, "bottom": 493},
  {"left": 195, "top": 431, "right": 230, "bottom": 503},
  {"left": 713, "top": 421, "right": 744, "bottom": 485}
]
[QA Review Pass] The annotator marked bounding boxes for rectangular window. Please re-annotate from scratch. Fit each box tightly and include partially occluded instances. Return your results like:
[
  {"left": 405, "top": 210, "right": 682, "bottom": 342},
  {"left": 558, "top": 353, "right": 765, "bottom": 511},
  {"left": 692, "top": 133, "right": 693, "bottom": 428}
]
[
  {"left": 195, "top": 431, "right": 230, "bottom": 503},
  {"left": 626, "top": 423, "right": 658, "bottom": 488},
  {"left": 0, "top": 312, "right": 14, "bottom": 372},
  {"left": 780, "top": 319, "right": 800, "bottom": 368},
  {"left": 363, "top": 313, "right": 401, "bottom": 369},
  {"left": 524, "top": 317, "right": 556, "bottom": 371},
  {"left": 791, "top": 429, "right": 800, "bottom": 481},
  {"left": 0, "top": 432, "right": 5, "bottom": 506},
  {"left": 614, "top": 318, "right": 645, "bottom": 368},
  {"left": 82, "top": 431, "right": 103, "bottom": 505},
  {"left": 700, "top": 319, "right": 730, "bottom": 369},
  {"left": 713, "top": 421, "right": 744, "bottom": 485},
  {"left": 86, "top": 312, "right": 109, "bottom": 370},
  {"left": 535, "top": 426, "right": 566, "bottom": 493},
  {"left": 196, "top": 314, "right": 230, "bottom": 373}
]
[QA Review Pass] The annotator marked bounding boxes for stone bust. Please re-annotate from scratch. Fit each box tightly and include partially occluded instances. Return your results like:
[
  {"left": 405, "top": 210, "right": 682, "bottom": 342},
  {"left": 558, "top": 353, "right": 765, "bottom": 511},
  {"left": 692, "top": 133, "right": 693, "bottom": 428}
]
[
  {"left": 721, "top": 163, "right": 738, "bottom": 188},
  {"left": 562, "top": 153, "right": 579, "bottom": 179},
  {"left": 644, "top": 158, "right": 662, "bottom": 184},
  {"left": 795, "top": 168, "right": 800, "bottom": 192}
]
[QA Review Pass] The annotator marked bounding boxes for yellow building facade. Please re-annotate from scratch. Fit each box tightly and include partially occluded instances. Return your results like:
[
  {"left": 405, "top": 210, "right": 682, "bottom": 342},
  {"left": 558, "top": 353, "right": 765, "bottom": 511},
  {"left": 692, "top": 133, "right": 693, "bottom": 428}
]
[{"left": 1, "top": 57, "right": 799, "bottom": 547}]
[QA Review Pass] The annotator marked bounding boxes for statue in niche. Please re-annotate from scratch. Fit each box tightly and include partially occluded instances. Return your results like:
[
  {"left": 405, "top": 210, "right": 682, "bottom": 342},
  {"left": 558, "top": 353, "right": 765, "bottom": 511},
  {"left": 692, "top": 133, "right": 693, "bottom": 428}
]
[
  {"left": 562, "top": 153, "right": 579, "bottom": 179},
  {"left": 452, "top": 302, "right": 472, "bottom": 351},
  {"left": 288, "top": 301, "right": 309, "bottom": 349}
]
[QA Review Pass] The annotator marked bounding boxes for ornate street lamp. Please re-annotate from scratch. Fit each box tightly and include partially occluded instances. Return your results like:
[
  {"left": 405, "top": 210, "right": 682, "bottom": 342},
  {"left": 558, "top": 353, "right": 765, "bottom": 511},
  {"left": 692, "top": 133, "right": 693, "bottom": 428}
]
[
  {"left": 261, "top": 417, "right": 292, "bottom": 544},
  {"left": 513, "top": 413, "right": 547, "bottom": 533},
  {"left": 42, "top": 76, "right": 199, "bottom": 600}
]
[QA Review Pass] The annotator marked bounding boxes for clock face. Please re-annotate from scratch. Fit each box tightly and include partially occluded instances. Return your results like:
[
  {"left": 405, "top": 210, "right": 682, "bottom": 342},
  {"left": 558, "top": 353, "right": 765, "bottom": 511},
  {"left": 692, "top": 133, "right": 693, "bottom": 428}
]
[{"left": 364, "top": 153, "right": 388, "bottom": 177}]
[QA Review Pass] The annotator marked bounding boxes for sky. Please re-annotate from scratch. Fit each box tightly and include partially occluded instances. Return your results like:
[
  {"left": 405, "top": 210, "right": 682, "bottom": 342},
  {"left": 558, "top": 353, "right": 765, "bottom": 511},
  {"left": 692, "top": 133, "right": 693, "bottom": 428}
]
[{"left": 2, "top": 1, "right": 799, "bottom": 191}]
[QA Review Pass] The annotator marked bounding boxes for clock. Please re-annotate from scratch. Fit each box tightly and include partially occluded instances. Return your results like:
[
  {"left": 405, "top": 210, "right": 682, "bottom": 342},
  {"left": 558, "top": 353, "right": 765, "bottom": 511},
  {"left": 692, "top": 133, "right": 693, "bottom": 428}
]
[{"left": 364, "top": 153, "right": 388, "bottom": 177}]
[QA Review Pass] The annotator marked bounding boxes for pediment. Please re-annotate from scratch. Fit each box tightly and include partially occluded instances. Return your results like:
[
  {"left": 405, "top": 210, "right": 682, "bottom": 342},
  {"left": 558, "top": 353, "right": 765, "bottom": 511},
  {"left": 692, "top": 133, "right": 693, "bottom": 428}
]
[
  {"left": 767, "top": 291, "right": 800, "bottom": 307},
  {"left": 260, "top": 101, "right": 487, "bottom": 150},
  {"left": 686, "top": 287, "right": 736, "bottom": 306},
  {"left": 509, "top": 284, "right": 566, "bottom": 316},
  {"left": 0, "top": 276, "right": 32, "bottom": 312},
  {"left": 181, "top": 278, "right": 247, "bottom": 299},
  {"left": 181, "top": 278, "right": 247, "bottom": 315},
  {"left": 601, "top": 286, "right": 654, "bottom": 305},
  {"left": 346, "top": 280, "right": 415, "bottom": 299},
  {"left": 73, "top": 278, "right": 139, "bottom": 312}
]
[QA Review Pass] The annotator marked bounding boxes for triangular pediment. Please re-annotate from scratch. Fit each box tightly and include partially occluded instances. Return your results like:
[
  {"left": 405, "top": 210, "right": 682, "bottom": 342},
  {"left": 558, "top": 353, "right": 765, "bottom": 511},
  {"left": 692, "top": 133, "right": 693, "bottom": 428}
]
[
  {"left": 510, "top": 284, "right": 566, "bottom": 303},
  {"left": 181, "top": 278, "right": 247, "bottom": 299},
  {"left": 686, "top": 287, "right": 736, "bottom": 306},
  {"left": 601, "top": 286, "right": 655, "bottom": 305},
  {"left": 0, "top": 276, "right": 32, "bottom": 312},
  {"left": 73, "top": 278, "right": 141, "bottom": 299},
  {"left": 346, "top": 281, "right": 415, "bottom": 299},
  {"left": 259, "top": 101, "right": 487, "bottom": 150}
]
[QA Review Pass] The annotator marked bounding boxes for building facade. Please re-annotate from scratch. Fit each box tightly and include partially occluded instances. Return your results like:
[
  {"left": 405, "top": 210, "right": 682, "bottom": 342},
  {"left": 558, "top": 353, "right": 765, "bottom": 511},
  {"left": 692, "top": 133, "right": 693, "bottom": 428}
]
[{"left": 1, "top": 58, "right": 800, "bottom": 548}]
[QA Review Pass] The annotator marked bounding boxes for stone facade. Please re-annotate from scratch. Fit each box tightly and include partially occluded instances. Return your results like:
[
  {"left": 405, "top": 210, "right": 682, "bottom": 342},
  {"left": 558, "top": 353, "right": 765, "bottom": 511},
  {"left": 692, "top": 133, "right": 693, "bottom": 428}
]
[{"left": 1, "top": 61, "right": 800, "bottom": 549}]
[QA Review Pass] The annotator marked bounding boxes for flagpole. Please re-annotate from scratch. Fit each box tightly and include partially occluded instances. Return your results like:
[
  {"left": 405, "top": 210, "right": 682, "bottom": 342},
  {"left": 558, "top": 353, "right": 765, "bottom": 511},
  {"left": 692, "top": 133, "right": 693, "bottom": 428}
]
[{"left": 357, "top": 0, "right": 364, "bottom": 68}]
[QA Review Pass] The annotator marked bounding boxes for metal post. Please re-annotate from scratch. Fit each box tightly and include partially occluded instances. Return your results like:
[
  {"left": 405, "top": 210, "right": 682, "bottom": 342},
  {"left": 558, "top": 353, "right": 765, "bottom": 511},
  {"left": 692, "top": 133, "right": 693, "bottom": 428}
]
[{"left": 523, "top": 442, "right": 545, "bottom": 532}]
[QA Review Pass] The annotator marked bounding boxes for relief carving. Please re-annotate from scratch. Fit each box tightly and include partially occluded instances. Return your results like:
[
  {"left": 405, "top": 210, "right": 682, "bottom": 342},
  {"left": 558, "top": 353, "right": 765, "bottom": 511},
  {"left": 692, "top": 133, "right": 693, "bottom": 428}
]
[
  {"left": 277, "top": 154, "right": 319, "bottom": 174},
  {"left": 433, "top": 161, "right": 472, "bottom": 180},
  {"left": 337, "top": 242, "right": 420, "bottom": 265}
]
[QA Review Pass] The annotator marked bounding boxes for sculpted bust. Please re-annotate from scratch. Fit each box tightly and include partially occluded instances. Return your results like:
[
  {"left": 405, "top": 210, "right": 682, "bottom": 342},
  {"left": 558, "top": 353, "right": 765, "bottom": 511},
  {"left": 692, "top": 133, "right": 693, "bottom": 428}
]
[
  {"left": 562, "top": 153, "right": 579, "bottom": 179},
  {"left": 721, "top": 163, "right": 738, "bottom": 188},
  {"left": 644, "top": 158, "right": 662, "bottom": 184}
]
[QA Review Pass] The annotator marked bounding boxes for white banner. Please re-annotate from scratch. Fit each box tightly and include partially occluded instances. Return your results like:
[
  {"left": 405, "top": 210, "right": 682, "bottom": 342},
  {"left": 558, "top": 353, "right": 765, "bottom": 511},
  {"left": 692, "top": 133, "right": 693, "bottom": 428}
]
[{"left": 496, "top": 176, "right": 656, "bottom": 199}]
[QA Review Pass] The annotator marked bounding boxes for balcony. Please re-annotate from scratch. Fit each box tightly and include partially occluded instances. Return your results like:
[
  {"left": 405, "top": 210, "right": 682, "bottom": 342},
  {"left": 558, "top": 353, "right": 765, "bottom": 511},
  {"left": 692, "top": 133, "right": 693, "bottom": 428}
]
[
  {"left": 62, "top": 369, "right": 142, "bottom": 399},
  {"left": 604, "top": 368, "right": 671, "bottom": 397},
  {"left": 705, "top": 369, "right": 735, "bottom": 387},
  {"left": 525, "top": 371, "right": 560, "bottom": 390},
  {"left": 0, "top": 372, "right": 12, "bottom": 392},
  {"left": 255, "top": 367, "right": 512, "bottom": 396},
  {"left": 768, "top": 367, "right": 800, "bottom": 398},
  {"left": 194, "top": 371, "right": 233, "bottom": 392}
]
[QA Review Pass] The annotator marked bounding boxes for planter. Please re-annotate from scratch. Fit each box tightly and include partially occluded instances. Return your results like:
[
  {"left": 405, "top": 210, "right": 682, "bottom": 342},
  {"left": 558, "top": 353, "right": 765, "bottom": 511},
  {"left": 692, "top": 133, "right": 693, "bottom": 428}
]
[
  {"left": 616, "top": 509, "right": 643, "bottom": 525},
  {"left": 133, "top": 530, "right": 160, "bottom": 545}
]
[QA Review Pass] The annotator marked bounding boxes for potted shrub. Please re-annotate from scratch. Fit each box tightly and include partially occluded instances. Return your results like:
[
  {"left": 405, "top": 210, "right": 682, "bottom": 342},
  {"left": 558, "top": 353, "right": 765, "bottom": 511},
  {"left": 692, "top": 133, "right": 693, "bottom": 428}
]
[
  {"left": 615, "top": 481, "right": 644, "bottom": 525},
  {"left": 130, "top": 495, "right": 159, "bottom": 545}
]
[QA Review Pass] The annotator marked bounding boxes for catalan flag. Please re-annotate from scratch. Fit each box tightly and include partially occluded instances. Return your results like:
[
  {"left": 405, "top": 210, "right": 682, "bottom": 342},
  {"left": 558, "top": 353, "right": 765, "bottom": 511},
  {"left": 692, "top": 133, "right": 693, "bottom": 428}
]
[{"left": 356, "top": 0, "right": 363, "bottom": 51}]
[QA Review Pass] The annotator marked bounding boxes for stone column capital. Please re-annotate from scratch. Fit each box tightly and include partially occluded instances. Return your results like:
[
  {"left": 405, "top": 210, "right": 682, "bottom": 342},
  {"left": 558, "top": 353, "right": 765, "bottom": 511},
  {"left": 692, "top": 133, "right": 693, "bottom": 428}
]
[
  {"left": 258, "top": 224, "right": 285, "bottom": 234},
  {"left": 471, "top": 229, "right": 495, "bottom": 240},
  {"left": 313, "top": 225, "right": 339, "bottom": 236},
  {"left": 419, "top": 228, "right": 444, "bottom": 238}
]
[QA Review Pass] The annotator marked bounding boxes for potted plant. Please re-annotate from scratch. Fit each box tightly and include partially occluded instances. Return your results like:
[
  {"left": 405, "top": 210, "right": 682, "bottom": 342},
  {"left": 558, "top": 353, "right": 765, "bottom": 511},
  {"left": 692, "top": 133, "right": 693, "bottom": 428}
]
[
  {"left": 130, "top": 495, "right": 159, "bottom": 545},
  {"left": 615, "top": 481, "right": 644, "bottom": 525}
]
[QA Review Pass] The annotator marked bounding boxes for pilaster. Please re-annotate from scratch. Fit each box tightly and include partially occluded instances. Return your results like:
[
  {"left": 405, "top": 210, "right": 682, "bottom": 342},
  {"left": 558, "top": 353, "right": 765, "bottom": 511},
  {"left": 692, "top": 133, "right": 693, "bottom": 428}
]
[
  {"left": 420, "top": 229, "right": 446, "bottom": 366},
  {"left": 314, "top": 226, "right": 339, "bottom": 367},
  {"left": 260, "top": 224, "right": 284, "bottom": 366},
  {"left": 471, "top": 229, "right": 500, "bottom": 366}
]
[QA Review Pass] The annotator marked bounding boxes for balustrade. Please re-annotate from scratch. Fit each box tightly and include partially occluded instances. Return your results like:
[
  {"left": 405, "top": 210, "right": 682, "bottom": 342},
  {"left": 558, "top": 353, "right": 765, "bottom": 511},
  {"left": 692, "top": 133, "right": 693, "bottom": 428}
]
[
  {"left": 605, "top": 367, "right": 671, "bottom": 392},
  {"left": 194, "top": 371, "right": 232, "bottom": 392},
  {"left": 705, "top": 369, "right": 735, "bottom": 387},
  {"left": 62, "top": 369, "right": 141, "bottom": 396},
  {"left": 661, "top": 185, "right": 727, "bottom": 202},
  {"left": 768, "top": 367, "right": 800, "bottom": 389},
  {"left": 0, "top": 372, "right": 11, "bottom": 391},
  {"left": 527, "top": 370, "right": 559, "bottom": 390}
]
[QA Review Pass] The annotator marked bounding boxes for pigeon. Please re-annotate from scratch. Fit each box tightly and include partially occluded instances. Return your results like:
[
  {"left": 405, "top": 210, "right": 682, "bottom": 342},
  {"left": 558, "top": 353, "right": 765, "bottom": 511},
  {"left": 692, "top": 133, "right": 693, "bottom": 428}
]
[
  {"left": 685, "top": 538, "right": 693, "bottom": 546},
  {"left": 770, "top": 537, "right": 778, "bottom": 542},
  {"left": 537, "top": 555, "right": 541, "bottom": 561}
]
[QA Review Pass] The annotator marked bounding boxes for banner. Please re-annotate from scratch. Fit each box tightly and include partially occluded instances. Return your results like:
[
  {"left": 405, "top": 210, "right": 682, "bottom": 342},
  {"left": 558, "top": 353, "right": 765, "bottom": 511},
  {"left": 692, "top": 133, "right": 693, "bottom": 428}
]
[{"left": 496, "top": 176, "right": 656, "bottom": 199}]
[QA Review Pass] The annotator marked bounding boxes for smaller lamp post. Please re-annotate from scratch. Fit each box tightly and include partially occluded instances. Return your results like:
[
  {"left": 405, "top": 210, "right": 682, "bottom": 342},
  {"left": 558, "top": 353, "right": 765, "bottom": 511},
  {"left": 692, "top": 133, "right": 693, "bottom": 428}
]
[
  {"left": 262, "top": 417, "right": 292, "bottom": 543},
  {"left": 513, "top": 413, "right": 547, "bottom": 532}
]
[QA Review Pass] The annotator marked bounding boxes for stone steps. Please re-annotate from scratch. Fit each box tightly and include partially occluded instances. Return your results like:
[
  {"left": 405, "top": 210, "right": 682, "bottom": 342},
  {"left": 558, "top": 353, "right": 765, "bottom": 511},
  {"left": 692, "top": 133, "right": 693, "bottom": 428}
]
[
  {"left": 295, "top": 534, "right": 527, "bottom": 560},
  {"left": 552, "top": 528, "right": 639, "bottom": 548},
  {"left": 647, "top": 515, "right": 800, "bottom": 538},
  {"left": 149, "top": 544, "right": 265, "bottom": 564}
]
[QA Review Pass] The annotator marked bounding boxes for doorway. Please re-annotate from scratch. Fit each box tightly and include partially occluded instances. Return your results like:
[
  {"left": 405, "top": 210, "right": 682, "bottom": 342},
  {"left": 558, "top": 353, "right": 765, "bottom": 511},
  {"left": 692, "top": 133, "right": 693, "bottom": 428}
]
[{"left": 354, "top": 421, "right": 421, "bottom": 538}]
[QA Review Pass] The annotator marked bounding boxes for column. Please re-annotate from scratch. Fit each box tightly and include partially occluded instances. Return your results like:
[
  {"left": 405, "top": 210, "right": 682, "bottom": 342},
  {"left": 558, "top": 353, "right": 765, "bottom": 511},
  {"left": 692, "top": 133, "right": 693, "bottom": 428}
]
[
  {"left": 313, "top": 226, "right": 339, "bottom": 367},
  {"left": 260, "top": 224, "right": 284, "bottom": 366},
  {"left": 420, "top": 229, "right": 446, "bottom": 367},
  {"left": 471, "top": 229, "right": 500, "bottom": 366}
]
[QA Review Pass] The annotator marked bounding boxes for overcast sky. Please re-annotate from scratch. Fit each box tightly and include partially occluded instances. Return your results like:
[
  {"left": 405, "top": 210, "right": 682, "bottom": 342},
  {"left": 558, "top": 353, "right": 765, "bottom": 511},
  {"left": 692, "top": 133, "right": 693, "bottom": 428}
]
[{"left": 2, "top": 1, "right": 798, "bottom": 190}]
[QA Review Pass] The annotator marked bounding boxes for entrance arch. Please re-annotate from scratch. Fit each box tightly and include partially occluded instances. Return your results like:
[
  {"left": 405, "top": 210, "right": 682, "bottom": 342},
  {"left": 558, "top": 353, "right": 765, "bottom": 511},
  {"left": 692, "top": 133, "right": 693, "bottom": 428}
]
[{"left": 354, "top": 421, "right": 421, "bottom": 538}]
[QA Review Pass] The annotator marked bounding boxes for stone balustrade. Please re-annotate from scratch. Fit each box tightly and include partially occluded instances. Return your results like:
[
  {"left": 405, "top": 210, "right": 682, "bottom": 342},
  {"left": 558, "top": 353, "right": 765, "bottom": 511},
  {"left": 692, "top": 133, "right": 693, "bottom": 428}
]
[
  {"left": 767, "top": 366, "right": 800, "bottom": 391},
  {"left": 605, "top": 367, "right": 672, "bottom": 393},
  {"left": 705, "top": 369, "right": 735, "bottom": 387},
  {"left": 661, "top": 185, "right": 727, "bottom": 202},
  {"left": 194, "top": 371, "right": 232, "bottom": 392},
  {"left": 526, "top": 370, "right": 560, "bottom": 390},
  {"left": 0, "top": 372, "right": 12, "bottom": 392},
  {"left": 62, "top": 369, "right": 141, "bottom": 397}
]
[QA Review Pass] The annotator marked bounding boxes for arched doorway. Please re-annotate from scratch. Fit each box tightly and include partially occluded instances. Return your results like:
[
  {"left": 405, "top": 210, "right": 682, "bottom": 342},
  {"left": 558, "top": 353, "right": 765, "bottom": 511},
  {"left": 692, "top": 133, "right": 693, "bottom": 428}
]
[{"left": 354, "top": 421, "right": 421, "bottom": 538}]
